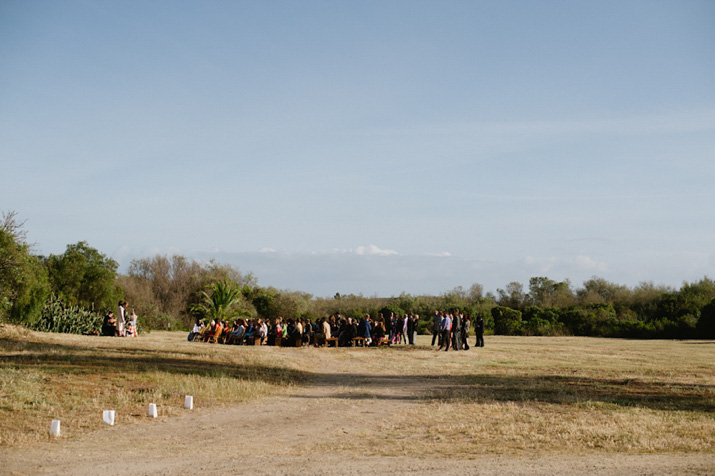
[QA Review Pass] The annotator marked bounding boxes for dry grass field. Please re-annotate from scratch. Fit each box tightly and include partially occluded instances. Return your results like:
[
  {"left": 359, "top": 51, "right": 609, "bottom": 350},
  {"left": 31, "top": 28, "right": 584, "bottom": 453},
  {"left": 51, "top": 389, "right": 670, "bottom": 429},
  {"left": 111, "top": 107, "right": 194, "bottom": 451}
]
[{"left": 1, "top": 324, "right": 713, "bottom": 475}]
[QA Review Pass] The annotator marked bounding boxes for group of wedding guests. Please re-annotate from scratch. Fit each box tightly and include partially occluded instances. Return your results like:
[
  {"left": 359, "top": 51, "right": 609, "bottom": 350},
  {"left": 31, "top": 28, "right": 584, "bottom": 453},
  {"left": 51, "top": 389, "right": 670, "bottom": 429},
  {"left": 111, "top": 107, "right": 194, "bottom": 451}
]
[
  {"left": 431, "top": 309, "right": 485, "bottom": 351},
  {"left": 101, "top": 300, "right": 138, "bottom": 337},
  {"left": 187, "top": 309, "right": 485, "bottom": 349}
]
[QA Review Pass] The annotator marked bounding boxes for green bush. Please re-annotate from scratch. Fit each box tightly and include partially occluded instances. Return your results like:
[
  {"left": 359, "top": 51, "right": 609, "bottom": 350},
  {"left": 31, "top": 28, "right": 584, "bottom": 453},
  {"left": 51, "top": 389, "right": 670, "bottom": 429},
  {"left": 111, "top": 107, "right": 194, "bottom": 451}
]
[
  {"left": 33, "top": 294, "right": 103, "bottom": 334},
  {"left": 491, "top": 306, "right": 522, "bottom": 335}
]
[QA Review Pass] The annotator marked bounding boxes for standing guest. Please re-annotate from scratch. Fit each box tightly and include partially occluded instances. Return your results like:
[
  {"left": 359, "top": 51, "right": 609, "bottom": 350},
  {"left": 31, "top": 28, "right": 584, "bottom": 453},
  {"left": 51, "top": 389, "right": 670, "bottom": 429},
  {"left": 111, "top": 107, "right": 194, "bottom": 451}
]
[
  {"left": 402, "top": 314, "right": 410, "bottom": 344},
  {"left": 440, "top": 313, "right": 452, "bottom": 352},
  {"left": 384, "top": 312, "right": 392, "bottom": 343},
  {"left": 116, "top": 301, "right": 127, "bottom": 337},
  {"left": 475, "top": 314, "right": 485, "bottom": 348},
  {"left": 452, "top": 311, "right": 462, "bottom": 351},
  {"left": 431, "top": 310, "right": 442, "bottom": 346},
  {"left": 461, "top": 313, "right": 470, "bottom": 350},
  {"left": 407, "top": 314, "right": 415, "bottom": 345},
  {"left": 412, "top": 314, "right": 419, "bottom": 344},
  {"left": 393, "top": 314, "right": 402, "bottom": 344}
]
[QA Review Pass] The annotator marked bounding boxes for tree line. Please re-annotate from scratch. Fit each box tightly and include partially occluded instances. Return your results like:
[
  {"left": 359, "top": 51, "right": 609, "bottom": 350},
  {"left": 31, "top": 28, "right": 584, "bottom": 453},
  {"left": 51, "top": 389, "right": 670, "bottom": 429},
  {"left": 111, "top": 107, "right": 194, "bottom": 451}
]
[{"left": 1, "top": 211, "right": 714, "bottom": 338}]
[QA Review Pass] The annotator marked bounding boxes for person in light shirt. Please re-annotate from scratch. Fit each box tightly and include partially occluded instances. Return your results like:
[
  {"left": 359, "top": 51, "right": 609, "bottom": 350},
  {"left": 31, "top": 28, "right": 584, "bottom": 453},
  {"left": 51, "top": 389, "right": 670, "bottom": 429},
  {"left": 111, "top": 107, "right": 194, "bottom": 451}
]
[{"left": 440, "top": 313, "right": 452, "bottom": 352}]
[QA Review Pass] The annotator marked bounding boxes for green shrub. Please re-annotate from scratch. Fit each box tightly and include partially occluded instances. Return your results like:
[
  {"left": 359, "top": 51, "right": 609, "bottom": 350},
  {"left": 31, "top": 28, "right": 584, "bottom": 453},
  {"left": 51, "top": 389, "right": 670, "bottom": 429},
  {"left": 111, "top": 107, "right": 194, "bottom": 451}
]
[
  {"left": 33, "top": 294, "right": 103, "bottom": 334},
  {"left": 491, "top": 306, "right": 522, "bottom": 335}
]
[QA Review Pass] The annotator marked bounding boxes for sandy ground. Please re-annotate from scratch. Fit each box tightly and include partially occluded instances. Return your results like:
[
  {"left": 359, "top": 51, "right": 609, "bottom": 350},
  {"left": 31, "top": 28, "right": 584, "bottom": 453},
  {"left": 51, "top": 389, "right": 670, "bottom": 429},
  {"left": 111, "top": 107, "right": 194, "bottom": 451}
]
[{"left": 2, "top": 347, "right": 713, "bottom": 476}]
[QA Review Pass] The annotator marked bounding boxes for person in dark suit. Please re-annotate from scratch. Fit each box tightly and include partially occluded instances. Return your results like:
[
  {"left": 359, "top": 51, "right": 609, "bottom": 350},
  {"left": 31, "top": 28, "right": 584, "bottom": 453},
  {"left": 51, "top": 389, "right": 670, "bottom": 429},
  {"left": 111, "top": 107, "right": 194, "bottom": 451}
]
[
  {"left": 407, "top": 314, "right": 415, "bottom": 345},
  {"left": 475, "top": 315, "right": 485, "bottom": 347},
  {"left": 431, "top": 310, "right": 442, "bottom": 346}
]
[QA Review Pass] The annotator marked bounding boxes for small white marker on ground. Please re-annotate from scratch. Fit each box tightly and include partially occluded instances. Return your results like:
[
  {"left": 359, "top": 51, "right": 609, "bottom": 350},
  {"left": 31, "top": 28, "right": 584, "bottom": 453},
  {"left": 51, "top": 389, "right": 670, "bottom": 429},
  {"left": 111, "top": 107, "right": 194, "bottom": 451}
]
[
  {"left": 50, "top": 420, "right": 61, "bottom": 437},
  {"left": 102, "top": 410, "right": 115, "bottom": 425}
]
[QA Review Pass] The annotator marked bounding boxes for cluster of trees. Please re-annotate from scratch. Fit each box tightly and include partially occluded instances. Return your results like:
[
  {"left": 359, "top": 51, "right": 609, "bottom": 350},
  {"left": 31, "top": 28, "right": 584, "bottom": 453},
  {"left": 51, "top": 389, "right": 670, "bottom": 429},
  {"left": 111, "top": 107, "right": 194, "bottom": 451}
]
[
  {"left": 1, "top": 212, "right": 121, "bottom": 331},
  {"left": 1, "top": 211, "right": 714, "bottom": 339},
  {"left": 489, "top": 276, "right": 715, "bottom": 339}
]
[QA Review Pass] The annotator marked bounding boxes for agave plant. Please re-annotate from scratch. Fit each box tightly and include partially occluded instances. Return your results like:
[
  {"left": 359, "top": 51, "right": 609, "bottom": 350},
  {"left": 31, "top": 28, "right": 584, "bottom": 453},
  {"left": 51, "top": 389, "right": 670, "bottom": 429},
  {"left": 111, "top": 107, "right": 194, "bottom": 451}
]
[{"left": 190, "top": 280, "right": 247, "bottom": 323}]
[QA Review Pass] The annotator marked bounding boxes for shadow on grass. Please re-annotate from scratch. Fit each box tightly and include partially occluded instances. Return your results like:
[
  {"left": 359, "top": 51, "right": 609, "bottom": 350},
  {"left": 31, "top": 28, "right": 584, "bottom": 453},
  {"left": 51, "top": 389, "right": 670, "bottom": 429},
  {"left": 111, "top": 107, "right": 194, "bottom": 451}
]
[
  {"left": 297, "top": 373, "right": 715, "bottom": 413},
  {"left": 0, "top": 338, "right": 308, "bottom": 385},
  {"left": 3, "top": 338, "right": 713, "bottom": 413}
]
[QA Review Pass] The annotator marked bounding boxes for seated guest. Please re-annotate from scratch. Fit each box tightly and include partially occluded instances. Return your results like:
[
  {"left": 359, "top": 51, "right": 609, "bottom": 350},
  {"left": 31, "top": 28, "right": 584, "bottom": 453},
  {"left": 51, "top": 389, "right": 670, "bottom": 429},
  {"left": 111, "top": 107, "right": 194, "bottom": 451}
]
[
  {"left": 227, "top": 319, "right": 246, "bottom": 345},
  {"left": 290, "top": 319, "right": 302, "bottom": 346},
  {"left": 315, "top": 317, "right": 330, "bottom": 347},
  {"left": 338, "top": 317, "right": 356, "bottom": 347},
  {"left": 302, "top": 319, "right": 313, "bottom": 345},
  {"left": 248, "top": 319, "right": 265, "bottom": 344},
  {"left": 203, "top": 320, "right": 218, "bottom": 342},
  {"left": 371, "top": 320, "right": 386, "bottom": 346},
  {"left": 101, "top": 311, "right": 117, "bottom": 337},
  {"left": 357, "top": 314, "right": 372, "bottom": 346},
  {"left": 245, "top": 319, "right": 255, "bottom": 338}
]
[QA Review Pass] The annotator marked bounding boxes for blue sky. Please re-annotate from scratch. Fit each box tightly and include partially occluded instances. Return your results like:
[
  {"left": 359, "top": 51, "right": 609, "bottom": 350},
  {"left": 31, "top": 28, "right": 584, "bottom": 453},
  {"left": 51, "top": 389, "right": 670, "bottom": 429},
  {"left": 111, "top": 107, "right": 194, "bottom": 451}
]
[{"left": 2, "top": 0, "right": 714, "bottom": 297}]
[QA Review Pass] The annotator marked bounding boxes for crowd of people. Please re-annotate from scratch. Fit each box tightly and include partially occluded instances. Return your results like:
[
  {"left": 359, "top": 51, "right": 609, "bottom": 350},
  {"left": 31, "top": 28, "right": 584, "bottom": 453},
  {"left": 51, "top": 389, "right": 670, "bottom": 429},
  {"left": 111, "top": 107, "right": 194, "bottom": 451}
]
[
  {"left": 431, "top": 309, "right": 485, "bottom": 351},
  {"left": 101, "top": 300, "right": 138, "bottom": 337},
  {"left": 188, "top": 309, "right": 486, "bottom": 350}
]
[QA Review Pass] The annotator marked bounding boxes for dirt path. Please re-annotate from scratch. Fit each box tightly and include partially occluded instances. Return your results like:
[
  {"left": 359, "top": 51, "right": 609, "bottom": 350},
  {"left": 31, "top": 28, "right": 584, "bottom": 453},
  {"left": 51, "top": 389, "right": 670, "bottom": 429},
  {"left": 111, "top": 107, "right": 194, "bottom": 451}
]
[{"left": 2, "top": 347, "right": 713, "bottom": 476}]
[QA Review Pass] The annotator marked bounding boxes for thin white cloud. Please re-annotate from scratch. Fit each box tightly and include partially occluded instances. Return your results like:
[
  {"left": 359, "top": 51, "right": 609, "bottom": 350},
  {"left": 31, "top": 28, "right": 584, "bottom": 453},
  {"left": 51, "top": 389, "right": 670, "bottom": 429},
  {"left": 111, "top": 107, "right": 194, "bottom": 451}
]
[
  {"left": 355, "top": 244, "right": 397, "bottom": 256},
  {"left": 572, "top": 255, "right": 608, "bottom": 272},
  {"left": 523, "top": 255, "right": 608, "bottom": 274}
]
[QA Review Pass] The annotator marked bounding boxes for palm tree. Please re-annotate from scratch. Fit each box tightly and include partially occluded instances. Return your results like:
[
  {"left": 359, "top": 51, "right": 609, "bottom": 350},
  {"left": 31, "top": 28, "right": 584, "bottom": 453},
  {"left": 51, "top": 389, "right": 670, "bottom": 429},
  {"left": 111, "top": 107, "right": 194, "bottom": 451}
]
[{"left": 190, "top": 280, "right": 247, "bottom": 323}]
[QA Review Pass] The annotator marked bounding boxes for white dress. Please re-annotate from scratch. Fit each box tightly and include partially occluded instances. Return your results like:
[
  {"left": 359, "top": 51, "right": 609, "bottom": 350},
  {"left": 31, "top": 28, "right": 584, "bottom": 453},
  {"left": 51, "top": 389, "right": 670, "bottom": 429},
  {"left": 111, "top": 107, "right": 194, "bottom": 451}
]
[{"left": 117, "top": 305, "right": 126, "bottom": 336}]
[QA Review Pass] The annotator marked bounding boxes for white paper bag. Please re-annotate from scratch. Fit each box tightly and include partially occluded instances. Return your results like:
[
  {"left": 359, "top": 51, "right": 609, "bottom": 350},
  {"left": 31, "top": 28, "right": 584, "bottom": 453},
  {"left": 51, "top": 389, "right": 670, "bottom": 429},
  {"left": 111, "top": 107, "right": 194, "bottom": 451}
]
[
  {"left": 102, "top": 410, "right": 115, "bottom": 425},
  {"left": 148, "top": 403, "right": 158, "bottom": 418},
  {"left": 50, "top": 419, "right": 61, "bottom": 437},
  {"left": 184, "top": 395, "right": 193, "bottom": 409}
]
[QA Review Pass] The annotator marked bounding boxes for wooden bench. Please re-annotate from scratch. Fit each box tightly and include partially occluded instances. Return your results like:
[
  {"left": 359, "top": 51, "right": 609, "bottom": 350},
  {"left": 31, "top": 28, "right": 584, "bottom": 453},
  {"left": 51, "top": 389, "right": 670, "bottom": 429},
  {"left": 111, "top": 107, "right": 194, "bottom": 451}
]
[
  {"left": 247, "top": 336, "right": 262, "bottom": 346},
  {"left": 325, "top": 337, "right": 339, "bottom": 347},
  {"left": 352, "top": 337, "right": 367, "bottom": 347}
]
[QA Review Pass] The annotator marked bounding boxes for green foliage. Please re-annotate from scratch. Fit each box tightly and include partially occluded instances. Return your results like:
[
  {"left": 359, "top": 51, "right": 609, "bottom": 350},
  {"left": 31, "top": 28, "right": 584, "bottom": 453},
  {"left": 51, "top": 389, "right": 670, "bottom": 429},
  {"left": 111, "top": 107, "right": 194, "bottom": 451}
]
[
  {"left": 496, "top": 282, "right": 526, "bottom": 309},
  {"left": 378, "top": 304, "right": 404, "bottom": 320},
  {"left": 491, "top": 306, "right": 522, "bottom": 335},
  {"left": 0, "top": 212, "right": 50, "bottom": 326},
  {"left": 119, "top": 255, "right": 256, "bottom": 329},
  {"left": 191, "top": 280, "right": 251, "bottom": 323},
  {"left": 33, "top": 294, "right": 103, "bottom": 334},
  {"left": 527, "top": 277, "right": 574, "bottom": 308},
  {"left": 696, "top": 299, "right": 715, "bottom": 339},
  {"left": 44, "top": 241, "right": 121, "bottom": 311},
  {"left": 6, "top": 211, "right": 715, "bottom": 340}
]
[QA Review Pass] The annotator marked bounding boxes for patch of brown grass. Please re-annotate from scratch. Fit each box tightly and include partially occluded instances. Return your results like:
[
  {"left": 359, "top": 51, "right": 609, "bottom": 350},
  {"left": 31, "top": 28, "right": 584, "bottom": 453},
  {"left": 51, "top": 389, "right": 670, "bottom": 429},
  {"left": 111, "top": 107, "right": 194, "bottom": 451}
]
[
  {"left": 299, "top": 336, "right": 715, "bottom": 457},
  {"left": 0, "top": 326, "right": 306, "bottom": 446}
]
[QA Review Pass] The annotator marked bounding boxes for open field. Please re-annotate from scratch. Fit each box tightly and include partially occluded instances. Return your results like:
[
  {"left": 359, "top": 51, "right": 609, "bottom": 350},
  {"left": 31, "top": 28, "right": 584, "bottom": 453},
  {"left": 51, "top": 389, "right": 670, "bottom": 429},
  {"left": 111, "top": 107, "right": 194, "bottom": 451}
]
[{"left": 1, "top": 325, "right": 713, "bottom": 475}]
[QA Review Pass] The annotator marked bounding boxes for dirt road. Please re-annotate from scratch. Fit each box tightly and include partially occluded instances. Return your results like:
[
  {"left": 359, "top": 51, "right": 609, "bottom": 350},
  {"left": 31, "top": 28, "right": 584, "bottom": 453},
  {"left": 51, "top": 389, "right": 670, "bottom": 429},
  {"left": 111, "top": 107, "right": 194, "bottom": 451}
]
[{"left": 2, "top": 347, "right": 713, "bottom": 476}]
